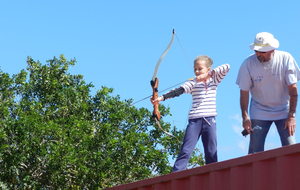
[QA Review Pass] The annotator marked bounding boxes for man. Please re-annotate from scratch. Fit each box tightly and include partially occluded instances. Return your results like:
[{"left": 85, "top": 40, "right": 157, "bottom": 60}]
[{"left": 236, "top": 32, "right": 300, "bottom": 154}]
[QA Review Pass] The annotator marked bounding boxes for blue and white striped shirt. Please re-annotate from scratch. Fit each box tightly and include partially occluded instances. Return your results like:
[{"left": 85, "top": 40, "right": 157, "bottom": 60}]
[{"left": 181, "top": 64, "right": 230, "bottom": 119}]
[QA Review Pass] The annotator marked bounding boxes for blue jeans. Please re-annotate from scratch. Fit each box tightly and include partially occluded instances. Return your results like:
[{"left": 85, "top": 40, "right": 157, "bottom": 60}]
[
  {"left": 172, "top": 117, "right": 217, "bottom": 172},
  {"left": 249, "top": 119, "right": 296, "bottom": 154}
]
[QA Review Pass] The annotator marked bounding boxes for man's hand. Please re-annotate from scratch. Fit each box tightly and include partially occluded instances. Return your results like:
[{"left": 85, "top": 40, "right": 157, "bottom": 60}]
[
  {"left": 285, "top": 116, "right": 296, "bottom": 136},
  {"left": 243, "top": 118, "right": 253, "bottom": 134},
  {"left": 286, "top": 83, "right": 297, "bottom": 136},
  {"left": 240, "top": 90, "right": 252, "bottom": 135}
]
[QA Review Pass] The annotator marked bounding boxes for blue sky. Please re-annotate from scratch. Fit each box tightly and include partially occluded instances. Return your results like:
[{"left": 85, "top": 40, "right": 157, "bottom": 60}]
[{"left": 1, "top": 0, "right": 300, "bottom": 162}]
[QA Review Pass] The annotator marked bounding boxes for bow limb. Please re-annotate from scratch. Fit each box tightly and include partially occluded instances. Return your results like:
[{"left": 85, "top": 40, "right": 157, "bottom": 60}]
[
  {"left": 150, "top": 29, "right": 175, "bottom": 121},
  {"left": 150, "top": 29, "right": 178, "bottom": 140},
  {"left": 152, "top": 29, "right": 175, "bottom": 81},
  {"left": 154, "top": 117, "right": 178, "bottom": 139}
]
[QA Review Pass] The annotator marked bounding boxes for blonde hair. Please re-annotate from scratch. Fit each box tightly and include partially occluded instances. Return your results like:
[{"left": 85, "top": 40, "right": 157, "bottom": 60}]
[{"left": 194, "top": 55, "right": 213, "bottom": 68}]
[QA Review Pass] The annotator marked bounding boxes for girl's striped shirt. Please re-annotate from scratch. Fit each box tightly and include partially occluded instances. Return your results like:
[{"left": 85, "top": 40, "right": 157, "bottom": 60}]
[{"left": 181, "top": 64, "right": 230, "bottom": 119}]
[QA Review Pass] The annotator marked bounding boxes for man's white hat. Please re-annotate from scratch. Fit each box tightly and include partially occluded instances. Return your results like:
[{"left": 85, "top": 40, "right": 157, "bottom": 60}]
[{"left": 249, "top": 32, "right": 279, "bottom": 52}]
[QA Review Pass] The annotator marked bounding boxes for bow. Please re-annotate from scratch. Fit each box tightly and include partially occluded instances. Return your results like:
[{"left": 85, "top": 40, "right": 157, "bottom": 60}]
[{"left": 150, "top": 29, "right": 176, "bottom": 138}]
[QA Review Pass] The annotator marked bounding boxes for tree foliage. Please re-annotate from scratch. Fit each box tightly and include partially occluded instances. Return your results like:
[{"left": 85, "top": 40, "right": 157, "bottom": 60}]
[{"left": 0, "top": 55, "right": 204, "bottom": 189}]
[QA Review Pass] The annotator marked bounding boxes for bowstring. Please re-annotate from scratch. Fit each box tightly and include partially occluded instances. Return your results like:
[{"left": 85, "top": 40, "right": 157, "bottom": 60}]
[{"left": 174, "top": 32, "right": 191, "bottom": 66}]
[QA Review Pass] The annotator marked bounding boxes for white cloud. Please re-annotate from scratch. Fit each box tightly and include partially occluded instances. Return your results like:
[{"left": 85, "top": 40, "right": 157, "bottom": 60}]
[
  {"left": 229, "top": 113, "right": 250, "bottom": 154},
  {"left": 230, "top": 113, "right": 242, "bottom": 123},
  {"left": 230, "top": 113, "right": 243, "bottom": 135},
  {"left": 232, "top": 124, "right": 242, "bottom": 135},
  {"left": 265, "top": 141, "right": 281, "bottom": 150},
  {"left": 238, "top": 140, "right": 248, "bottom": 153},
  {"left": 269, "top": 125, "right": 277, "bottom": 137}
]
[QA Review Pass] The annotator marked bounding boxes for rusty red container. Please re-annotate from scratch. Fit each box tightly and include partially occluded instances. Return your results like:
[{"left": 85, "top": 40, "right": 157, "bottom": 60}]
[{"left": 108, "top": 143, "right": 300, "bottom": 190}]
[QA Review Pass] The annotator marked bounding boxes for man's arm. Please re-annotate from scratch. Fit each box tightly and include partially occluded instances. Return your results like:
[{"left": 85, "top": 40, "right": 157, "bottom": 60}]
[
  {"left": 285, "top": 83, "right": 298, "bottom": 136},
  {"left": 240, "top": 90, "right": 252, "bottom": 134}
]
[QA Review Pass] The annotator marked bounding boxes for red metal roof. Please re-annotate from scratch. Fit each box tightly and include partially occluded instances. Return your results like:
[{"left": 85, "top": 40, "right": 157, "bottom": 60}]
[{"left": 108, "top": 143, "right": 300, "bottom": 190}]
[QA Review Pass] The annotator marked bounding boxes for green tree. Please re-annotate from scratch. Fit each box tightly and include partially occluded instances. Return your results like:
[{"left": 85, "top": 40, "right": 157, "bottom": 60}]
[{"left": 0, "top": 55, "right": 204, "bottom": 189}]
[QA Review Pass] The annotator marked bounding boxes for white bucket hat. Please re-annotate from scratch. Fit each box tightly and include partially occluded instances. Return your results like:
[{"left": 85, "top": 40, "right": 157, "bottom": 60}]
[{"left": 249, "top": 32, "right": 279, "bottom": 52}]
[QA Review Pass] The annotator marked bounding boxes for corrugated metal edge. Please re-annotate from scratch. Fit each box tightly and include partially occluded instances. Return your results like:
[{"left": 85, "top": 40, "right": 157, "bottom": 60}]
[{"left": 107, "top": 143, "right": 300, "bottom": 190}]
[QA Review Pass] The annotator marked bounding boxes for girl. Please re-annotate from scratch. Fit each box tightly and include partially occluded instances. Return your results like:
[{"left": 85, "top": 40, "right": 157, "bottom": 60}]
[{"left": 152, "top": 55, "right": 230, "bottom": 171}]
